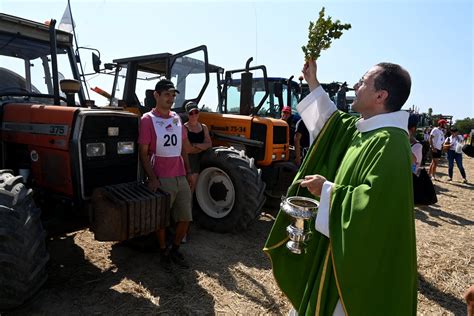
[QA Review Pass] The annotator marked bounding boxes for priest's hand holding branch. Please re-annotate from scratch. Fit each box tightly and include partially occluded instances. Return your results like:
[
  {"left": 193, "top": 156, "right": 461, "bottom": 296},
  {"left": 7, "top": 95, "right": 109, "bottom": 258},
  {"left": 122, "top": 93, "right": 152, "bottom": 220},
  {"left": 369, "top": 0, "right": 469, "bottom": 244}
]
[
  {"left": 302, "top": 59, "right": 320, "bottom": 92},
  {"left": 300, "top": 174, "right": 326, "bottom": 197}
]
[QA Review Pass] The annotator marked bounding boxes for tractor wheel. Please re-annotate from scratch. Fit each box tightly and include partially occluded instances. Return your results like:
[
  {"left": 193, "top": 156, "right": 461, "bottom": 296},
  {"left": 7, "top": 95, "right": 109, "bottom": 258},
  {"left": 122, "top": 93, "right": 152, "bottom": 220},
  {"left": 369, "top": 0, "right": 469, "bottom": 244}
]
[
  {"left": 193, "top": 147, "right": 266, "bottom": 233},
  {"left": 0, "top": 170, "right": 49, "bottom": 311}
]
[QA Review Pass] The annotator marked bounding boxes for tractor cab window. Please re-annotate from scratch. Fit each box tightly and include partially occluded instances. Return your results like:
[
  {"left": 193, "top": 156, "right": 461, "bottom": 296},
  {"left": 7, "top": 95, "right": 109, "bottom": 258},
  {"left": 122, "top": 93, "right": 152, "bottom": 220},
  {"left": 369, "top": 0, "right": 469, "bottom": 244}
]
[
  {"left": 102, "top": 47, "right": 208, "bottom": 110},
  {"left": 256, "top": 81, "right": 299, "bottom": 119},
  {"left": 0, "top": 48, "right": 76, "bottom": 104},
  {"left": 225, "top": 80, "right": 266, "bottom": 115},
  {"left": 225, "top": 84, "right": 242, "bottom": 114},
  {"left": 257, "top": 80, "right": 278, "bottom": 117},
  {"left": 223, "top": 72, "right": 267, "bottom": 115},
  {"left": 287, "top": 84, "right": 300, "bottom": 115},
  {"left": 170, "top": 50, "right": 207, "bottom": 110}
]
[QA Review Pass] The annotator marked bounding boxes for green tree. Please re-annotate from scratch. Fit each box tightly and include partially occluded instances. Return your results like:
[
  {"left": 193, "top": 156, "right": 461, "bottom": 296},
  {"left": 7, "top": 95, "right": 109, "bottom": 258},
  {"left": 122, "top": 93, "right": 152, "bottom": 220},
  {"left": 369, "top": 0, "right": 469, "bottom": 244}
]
[{"left": 454, "top": 117, "right": 474, "bottom": 134}]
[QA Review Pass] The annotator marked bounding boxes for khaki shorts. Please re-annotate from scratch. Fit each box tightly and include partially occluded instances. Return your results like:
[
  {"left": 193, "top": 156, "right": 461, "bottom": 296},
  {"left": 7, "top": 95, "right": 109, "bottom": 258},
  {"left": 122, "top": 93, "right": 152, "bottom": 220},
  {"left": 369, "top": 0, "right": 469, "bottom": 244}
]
[{"left": 159, "top": 176, "right": 192, "bottom": 223}]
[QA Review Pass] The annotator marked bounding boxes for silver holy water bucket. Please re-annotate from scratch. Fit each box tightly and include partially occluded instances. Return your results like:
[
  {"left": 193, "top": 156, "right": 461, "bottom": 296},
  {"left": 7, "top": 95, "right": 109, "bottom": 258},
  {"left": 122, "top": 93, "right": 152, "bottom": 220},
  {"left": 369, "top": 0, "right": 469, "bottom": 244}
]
[{"left": 280, "top": 192, "right": 319, "bottom": 254}]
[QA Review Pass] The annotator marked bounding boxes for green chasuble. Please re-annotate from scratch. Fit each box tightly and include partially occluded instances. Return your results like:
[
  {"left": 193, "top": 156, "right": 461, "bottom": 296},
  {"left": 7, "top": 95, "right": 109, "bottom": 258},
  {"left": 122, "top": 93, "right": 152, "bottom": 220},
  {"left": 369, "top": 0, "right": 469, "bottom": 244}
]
[{"left": 264, "top": 110, "right": 417, "bottom": 315}]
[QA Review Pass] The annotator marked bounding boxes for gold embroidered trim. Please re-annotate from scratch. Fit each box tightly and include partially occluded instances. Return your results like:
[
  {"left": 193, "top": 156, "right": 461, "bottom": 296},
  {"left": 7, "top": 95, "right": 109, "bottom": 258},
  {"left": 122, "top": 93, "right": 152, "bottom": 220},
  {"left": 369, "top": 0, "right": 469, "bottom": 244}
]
[
  {"left": 262, "top": 236, "right": 289, "bottom": 252},
  {"left": 330, "top": 243, "right": 348, "bottom": 315},
  {"left": 315, "top": 245, "right": 331, "bottom": 315}
]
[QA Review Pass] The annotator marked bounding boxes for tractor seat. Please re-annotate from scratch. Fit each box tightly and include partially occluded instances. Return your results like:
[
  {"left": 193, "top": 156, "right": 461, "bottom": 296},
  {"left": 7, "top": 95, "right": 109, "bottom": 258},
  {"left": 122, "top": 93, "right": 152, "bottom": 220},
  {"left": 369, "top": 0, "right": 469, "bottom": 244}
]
[{"left": 141, "top": 89, "right": 155, "bottom": 114}]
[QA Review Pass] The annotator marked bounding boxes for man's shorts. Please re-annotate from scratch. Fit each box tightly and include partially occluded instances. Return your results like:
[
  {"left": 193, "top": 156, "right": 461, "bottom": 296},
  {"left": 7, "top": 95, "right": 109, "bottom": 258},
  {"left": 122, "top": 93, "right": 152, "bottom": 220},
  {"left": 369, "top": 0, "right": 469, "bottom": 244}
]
[
  {"left": 431, "top": 150, "right": 442, "bottom": 159},
  {"left": 159, "top": 176, "right": 193, "bottom": 223}
]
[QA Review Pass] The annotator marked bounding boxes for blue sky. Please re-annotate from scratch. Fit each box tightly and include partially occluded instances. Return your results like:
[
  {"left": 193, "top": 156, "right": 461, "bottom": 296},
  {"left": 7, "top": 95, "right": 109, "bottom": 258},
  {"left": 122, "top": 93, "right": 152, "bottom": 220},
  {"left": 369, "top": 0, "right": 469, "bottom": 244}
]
[{"left": 2, "top": 0, "right": 472, "bottom": 121}]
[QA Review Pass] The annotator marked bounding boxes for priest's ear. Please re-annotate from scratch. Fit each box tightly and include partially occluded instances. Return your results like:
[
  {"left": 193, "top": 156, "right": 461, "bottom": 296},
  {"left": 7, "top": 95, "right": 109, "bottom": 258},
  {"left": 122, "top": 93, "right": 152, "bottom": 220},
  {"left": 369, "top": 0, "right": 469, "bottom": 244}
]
[{"left": 377, "top": 89, "right": 389, "bottom": 108}]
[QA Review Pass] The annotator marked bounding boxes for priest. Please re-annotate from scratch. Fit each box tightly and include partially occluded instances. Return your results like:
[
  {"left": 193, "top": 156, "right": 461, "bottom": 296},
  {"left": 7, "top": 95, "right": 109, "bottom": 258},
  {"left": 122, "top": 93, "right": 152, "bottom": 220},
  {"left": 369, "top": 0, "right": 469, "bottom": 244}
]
[{"left": 264, "top": 60, "right": 417, "bottom": 315}]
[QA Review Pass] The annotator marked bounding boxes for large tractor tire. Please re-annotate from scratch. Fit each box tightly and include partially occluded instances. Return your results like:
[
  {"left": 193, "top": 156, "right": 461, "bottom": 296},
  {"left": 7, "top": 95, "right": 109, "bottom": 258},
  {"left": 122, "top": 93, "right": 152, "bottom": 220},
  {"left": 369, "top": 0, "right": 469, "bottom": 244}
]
[
  {"left": 193, "top": 147, "right": 266, "bottom": 233},
  {"left": 0, "top": 170, "right": 49, "bottom": 311}
]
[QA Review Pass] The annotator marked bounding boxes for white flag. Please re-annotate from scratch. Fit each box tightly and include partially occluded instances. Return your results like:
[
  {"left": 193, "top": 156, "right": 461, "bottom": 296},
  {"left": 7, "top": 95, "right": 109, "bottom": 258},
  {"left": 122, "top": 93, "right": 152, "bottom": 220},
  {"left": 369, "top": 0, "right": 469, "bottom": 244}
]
[{"left": 58, "top": 3, "right": 75, "bottom": 33}]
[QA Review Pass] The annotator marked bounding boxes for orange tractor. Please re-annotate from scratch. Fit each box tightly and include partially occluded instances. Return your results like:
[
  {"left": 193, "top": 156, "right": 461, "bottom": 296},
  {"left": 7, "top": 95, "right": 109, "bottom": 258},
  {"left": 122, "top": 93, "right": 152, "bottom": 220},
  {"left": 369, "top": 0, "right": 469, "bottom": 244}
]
[{"left": 93, "top": 50, "right": 303, "bottom": 233}]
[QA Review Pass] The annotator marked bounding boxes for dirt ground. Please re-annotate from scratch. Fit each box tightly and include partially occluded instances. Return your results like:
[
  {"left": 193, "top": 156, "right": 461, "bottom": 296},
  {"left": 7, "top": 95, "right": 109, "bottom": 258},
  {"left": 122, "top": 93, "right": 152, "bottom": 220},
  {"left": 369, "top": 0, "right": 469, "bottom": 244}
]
[{"left": 8, "top": 156, "right": 474, "bottom": 315}]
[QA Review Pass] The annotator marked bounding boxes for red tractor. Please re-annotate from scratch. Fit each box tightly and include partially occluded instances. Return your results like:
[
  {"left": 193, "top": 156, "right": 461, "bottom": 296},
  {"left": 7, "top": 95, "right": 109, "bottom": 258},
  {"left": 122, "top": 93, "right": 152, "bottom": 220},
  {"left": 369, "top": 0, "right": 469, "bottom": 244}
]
[{"left": 0, "top": 13, "right": 171, "bottom": 310}]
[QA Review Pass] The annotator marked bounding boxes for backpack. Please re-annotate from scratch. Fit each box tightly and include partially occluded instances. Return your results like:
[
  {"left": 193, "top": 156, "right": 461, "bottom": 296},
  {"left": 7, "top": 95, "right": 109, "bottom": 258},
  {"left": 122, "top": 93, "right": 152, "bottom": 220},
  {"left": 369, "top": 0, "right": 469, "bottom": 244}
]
[
  {"left": 462, "top": 137, "right": 474, "bottom": 157},
  {"left": 413, "top": 169, "right": 438, "bottom": 206},
  {"left": 411, "top": 141, "right": 437, "bottom": 206}
]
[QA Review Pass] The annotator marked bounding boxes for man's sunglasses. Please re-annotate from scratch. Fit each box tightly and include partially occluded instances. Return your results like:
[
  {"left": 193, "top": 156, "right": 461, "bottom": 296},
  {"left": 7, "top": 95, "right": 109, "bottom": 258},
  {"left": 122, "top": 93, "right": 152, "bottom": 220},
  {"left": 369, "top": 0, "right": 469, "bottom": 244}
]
[{"left": 189, "top": 109, "right": 199, "bottom": 116}]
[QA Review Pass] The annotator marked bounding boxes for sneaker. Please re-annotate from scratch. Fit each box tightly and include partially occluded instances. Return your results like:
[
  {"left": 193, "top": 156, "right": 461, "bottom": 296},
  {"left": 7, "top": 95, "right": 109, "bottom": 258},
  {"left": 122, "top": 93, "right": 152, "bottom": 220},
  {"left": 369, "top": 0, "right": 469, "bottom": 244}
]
[
  {"left": 160, "top": 254, "right": 172, "bottom": 272},
  {"left": 169, "top": 250, "right": 190, "bottom": 269},
  {"left": 447, "top": 178, "right": 452, "bottom": 181},
  {"left": 463, "top": 178, "right": 468, "bottom": 184},
  {"left": 431, "top": 176, "right": 436, "bottom": 181}
]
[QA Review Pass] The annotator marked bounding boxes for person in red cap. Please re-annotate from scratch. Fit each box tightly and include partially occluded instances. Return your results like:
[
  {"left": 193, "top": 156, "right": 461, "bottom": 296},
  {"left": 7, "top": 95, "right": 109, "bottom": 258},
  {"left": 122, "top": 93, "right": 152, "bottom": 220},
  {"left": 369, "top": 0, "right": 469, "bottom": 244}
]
[
  {"left": 281, "top": 105, "right": 297, "bottom": 146},
  {"left": 428, "top": 119, "right": 447, "bottom": 180},
  {"left": 281, "top": 105, "right": 292, "bottom": 119}
]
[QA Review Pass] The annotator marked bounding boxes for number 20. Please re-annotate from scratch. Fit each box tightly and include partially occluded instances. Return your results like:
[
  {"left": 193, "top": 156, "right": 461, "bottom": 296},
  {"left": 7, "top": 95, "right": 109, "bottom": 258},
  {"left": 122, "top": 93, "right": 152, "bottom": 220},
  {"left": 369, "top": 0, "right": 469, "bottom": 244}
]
[{"left": 164, "top": 134, "right": 177, "bottom": 146}]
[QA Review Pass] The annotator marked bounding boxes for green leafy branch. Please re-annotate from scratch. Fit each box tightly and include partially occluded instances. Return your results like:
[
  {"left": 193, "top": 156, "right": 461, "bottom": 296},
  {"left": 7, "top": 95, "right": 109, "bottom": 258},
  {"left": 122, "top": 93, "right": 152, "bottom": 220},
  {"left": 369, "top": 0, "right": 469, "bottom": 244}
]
[{"left": 302, "top": 7, "right": 352, "bottom": 61}]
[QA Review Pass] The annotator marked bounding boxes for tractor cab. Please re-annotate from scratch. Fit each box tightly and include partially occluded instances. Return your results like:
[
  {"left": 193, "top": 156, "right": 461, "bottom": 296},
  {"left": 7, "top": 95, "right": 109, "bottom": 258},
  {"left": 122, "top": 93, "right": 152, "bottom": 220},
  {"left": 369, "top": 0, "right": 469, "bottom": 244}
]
[
  {"left": 299, "top": 80, "right": 356, "bottom": 113},
  {"left": 0, "top": 13, "right": 87, "bottom": 107},
  {"left": 221, "top": 75, "right": 301, "bottom": 120},
  {"left": 92, "top": 45, "right": 212, "bottom": 115}
]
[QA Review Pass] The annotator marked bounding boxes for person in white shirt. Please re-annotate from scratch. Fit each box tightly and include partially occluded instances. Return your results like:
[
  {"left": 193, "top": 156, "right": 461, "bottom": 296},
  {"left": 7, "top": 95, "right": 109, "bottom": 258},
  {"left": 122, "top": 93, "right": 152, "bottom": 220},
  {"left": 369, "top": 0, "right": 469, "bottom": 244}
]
[
  {"left": 408, "top": 115, "right": 422, "bottom": 175},
  {"left": 423, "top": 127, "right": 431, "bottom": 142},
  {"left": 422, "top": 126, "right": 432, "bottom": 165},
  {"left": 443, "top": 127, "right": 468, "bottom": 183},
  {"left": 428, "top": 120, "right": 447, "bottom": 180}
]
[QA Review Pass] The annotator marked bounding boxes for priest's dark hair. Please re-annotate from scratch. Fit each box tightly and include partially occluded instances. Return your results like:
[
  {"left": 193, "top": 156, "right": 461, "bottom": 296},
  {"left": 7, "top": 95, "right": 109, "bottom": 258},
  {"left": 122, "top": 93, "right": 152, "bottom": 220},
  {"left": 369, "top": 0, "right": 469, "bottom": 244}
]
[{"left": 374, "top": 62, "right": 411, "bottom": 112}]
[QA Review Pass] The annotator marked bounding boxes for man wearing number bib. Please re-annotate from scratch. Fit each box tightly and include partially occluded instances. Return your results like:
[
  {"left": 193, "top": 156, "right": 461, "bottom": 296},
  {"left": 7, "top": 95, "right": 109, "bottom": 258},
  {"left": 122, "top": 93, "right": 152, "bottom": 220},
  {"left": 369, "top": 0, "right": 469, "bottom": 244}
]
[{"left": 138, "top": 79, "right": 193, "bottom": 272}]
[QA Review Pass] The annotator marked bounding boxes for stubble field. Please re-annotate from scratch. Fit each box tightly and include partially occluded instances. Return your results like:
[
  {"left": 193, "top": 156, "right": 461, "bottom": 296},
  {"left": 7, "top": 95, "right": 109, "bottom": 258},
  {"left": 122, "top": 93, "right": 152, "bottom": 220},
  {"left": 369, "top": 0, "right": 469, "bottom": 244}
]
[{"left": 8, "top": 156, "right": 473, "bottom": 315}]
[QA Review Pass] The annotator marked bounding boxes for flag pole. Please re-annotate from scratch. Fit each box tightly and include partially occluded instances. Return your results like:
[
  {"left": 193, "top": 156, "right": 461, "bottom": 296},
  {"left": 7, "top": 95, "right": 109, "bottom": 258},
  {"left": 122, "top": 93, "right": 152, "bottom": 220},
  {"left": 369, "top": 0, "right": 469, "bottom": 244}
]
[{"left": 66, "top": 0, "right": 91, "bottom": 100}]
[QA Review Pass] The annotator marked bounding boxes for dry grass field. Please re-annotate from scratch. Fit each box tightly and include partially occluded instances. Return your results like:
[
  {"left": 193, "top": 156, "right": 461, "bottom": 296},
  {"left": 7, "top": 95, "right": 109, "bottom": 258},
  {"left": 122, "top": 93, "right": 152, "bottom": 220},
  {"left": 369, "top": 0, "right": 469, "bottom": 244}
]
[{"left": 8, "top": 156, "right": 473, "bottom": 315}]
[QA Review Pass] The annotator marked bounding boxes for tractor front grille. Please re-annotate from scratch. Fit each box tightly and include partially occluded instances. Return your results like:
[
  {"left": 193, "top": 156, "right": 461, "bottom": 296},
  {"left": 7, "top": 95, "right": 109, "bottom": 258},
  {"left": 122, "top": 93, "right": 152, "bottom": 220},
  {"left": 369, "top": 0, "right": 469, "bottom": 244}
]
[
  {"left": 248, "top": 122, "right": 267, "bottom": 161},
  {"left": 78, "top": 113, "right": 139, "bottom": 198},
  {"left": 273, "top": 125, "right": 287, "bottom": 144}
]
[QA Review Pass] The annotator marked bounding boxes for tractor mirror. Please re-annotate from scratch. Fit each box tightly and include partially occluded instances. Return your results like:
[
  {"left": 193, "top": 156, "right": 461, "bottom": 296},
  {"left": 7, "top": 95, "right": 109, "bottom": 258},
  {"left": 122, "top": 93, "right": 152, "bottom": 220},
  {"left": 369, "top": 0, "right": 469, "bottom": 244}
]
[{"left": 92, "top": 53, "right": 101, "bottom": 73}]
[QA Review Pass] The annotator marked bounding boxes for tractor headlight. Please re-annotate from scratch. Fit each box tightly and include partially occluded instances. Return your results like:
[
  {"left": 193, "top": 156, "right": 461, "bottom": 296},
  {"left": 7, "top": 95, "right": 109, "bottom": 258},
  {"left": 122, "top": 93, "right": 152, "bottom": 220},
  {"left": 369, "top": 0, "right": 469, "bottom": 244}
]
[
  {"left": 117, "top": 141, "right": 134, "bottom": 155},
  {"left": 281, "top": 153, "right": 286, "bottom": 159},
  {"left": 86, "top": 143, "right": 106, "bottom": 157},
  {"left": 272, "top": 154, "right": 276, "bottom": 160}
]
